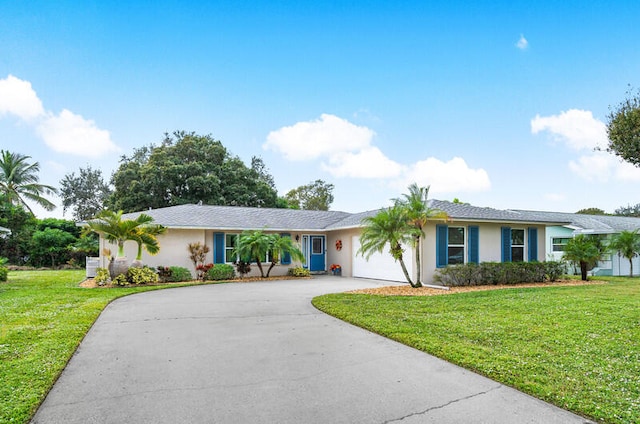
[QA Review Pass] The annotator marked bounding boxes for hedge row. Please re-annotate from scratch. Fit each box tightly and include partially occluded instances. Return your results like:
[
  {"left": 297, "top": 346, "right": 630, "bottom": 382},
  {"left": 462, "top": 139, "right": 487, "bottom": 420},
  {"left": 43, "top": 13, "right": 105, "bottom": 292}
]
[{"left": 433, "top": 261, "right": 565, "bottom": 287}]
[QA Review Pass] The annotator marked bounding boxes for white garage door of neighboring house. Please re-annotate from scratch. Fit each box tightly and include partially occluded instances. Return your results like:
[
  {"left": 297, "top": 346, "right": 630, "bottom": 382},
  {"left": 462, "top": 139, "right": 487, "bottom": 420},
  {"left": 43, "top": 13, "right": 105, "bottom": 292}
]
[{"left": 352, "top": 236, "right": 413, "bottom": 282}]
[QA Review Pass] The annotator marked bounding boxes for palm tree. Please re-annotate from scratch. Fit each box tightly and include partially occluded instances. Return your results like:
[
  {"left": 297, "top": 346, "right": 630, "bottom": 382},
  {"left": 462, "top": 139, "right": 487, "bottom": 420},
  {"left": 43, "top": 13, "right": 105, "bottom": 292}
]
[
  {"left": 235, "top": 230, "right": 272, "bottom": 277},
  {"left": 131, "top": 223, "right": 167, "bottom": 267},
  {"left": 358, "top": 204, "right": 420, "bottom": 287},
  {"left": 0, "top": 150, "right": 57, "bottom": 214},
  {"left": 84, "top": 210, "right": 161, "bottom": 276},
  {"left": 265, "top": 234, "right": 304, "bottom": 277},
  {"left": 563, "top": 235, "right": 602, "bottom": 281},
  {"left": 394, "top": 183, "right": 448, "bottom": 285},
  {"left": 608, "top": 230, "right": 640, "bottom": 277}
]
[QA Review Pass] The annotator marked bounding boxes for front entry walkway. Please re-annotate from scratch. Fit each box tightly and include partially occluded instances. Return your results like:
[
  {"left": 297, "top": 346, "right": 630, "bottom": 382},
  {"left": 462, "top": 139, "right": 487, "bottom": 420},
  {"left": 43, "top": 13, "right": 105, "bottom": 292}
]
[{"left": 32, "top": 277, "right": 592, "bottom": 423}]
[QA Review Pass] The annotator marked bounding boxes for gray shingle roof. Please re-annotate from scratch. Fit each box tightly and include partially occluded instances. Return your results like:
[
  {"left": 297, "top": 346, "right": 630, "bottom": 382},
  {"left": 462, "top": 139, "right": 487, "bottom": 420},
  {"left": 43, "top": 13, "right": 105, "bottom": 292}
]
[
  {"left": 121, "top": 201, "right": 570, "bottom": 232},
  {"left": 513, "top": 209, "right": 640, "bottom": 233},
  {"left": 122, "top": 204, "right": 352, "bottom": 231}
]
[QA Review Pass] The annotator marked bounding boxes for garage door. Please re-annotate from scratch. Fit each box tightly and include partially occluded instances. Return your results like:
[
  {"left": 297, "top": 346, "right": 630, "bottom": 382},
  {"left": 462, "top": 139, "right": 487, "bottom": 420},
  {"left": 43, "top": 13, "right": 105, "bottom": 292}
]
[{"left": 352, "top": 235, "right": 414, "bottom": 282}]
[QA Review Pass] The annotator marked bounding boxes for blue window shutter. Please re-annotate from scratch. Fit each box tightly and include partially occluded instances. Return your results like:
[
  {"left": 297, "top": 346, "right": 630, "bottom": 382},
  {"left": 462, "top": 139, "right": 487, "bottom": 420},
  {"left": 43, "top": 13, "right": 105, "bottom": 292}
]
[
  {"left": 213, "top": 233, "right": 225, "bottom": 264},
  {"left": 501, "top": 227, "right": 512, "bottom": 262},
  {"left": 436, "top": 225, "right": 448, "bottom": 268},
  {"left": 280, "top": 233, "right": 291, "bottom": 265},
  {"left": 468, "top": 226, "right": 479, "bottom": 264},
  {"left": 528, "top": 228, "right": 538, "bottom": 262}
]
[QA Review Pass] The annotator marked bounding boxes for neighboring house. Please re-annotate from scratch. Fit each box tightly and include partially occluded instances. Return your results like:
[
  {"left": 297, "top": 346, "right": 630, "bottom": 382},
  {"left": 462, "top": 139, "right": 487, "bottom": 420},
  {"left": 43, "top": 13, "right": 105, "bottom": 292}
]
[
  {"left": 514, "top": 210, "right": 640, "bottom": 276},
  {"left": 0, "top": 226, "right": 10, "bottom": 239},
  {"left": 98, "top": 201, "right": 567, "bottom": 283}
]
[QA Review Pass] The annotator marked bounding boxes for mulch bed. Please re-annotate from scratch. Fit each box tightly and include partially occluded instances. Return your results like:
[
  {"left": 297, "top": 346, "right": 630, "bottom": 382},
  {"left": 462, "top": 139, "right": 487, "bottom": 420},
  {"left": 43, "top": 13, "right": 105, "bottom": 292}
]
[
  {"left": 347, "top": 280, "right": 607, "bottom": 296},
  {"left": 79, "top": 275, "right": 309, "bottom": 288}
]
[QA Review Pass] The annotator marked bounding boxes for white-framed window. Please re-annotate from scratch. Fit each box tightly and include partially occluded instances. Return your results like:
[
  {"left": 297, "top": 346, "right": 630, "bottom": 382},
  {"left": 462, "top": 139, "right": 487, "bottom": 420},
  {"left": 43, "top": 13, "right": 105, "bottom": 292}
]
[
  {"left": 448, "top": 227, "right": 465, "bottom": 265},
  {"left": 552, "top": 237, "right": 571, "bottom": 252},
  {"left": 225, "top": 234, "right": 238, "bottom": 263},
  {"left": 511, "top": 229, "right": 525, "bottom": 262}
]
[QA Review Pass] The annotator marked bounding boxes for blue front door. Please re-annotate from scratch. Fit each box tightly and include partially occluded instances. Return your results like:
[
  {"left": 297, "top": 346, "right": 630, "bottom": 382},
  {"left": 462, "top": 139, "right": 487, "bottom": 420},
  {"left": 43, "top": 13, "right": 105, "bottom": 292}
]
[{"left": 309, "top": 235, "right": 326, "bottom": 272}]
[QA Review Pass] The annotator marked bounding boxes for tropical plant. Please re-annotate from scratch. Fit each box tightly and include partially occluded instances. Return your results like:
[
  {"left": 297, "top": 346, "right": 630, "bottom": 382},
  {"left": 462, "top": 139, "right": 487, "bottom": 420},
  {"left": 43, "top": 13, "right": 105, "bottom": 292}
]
[
  {"left": 0, "top": 150, "right": 57, "bottom": 214},
  {"left": 608, "top": 230, "right": 640, "bottom": 277},
  {"left": 84, "top": 210, "right": 158, "bottom": 259},
  {"left": 206, "top": 264, "right": 235, "bottom": 280},
  {"left": 131, "top": 223, "right": 166, "bottom": 265},
  {"left": 234, "top": 230, "right": 272, "bottom": 277},
  {"left": 394, "top": 183, "right": 448, "bottom": 285},
  {"left": 187, "top": 242, "right": 210, "bottom": 279},
  {"left": 562, "top": 235, "right": 603, "bottom": 281},
  {"left": 265, "top": 234, "right": 304, "bottom": 277},
  {"left": 358, "top": 204, "right": 419, "bottom": 287}
]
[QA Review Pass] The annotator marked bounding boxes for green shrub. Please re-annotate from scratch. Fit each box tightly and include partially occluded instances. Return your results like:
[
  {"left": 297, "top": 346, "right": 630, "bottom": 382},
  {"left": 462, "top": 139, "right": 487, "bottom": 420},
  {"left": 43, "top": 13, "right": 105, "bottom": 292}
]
[
  {"left": 168, "top": 266, "right": 193, "bottom": 282},
  {"left": 288, "top": 267, "right": 311, "bottom": 277},
  {"left": 126, "top": 267, "right": 158, "bottom": 284},
  {"left": 234, "top": 260, "right": 251, "bottom": 278},
  {"left": 94, "top": 267, "right": 110, "bottom": 285},
  {"left": 206, "top": 264, "right": 235, "bottom": 281},
  {"left": 0, "top": 267, "right": 7, "bottom": 282},
  {"left": 434, "top": 261, "right": 565, "bottom": 287},
  {"left": 113, "top": 274, "right": 129, "bottom": 286}
]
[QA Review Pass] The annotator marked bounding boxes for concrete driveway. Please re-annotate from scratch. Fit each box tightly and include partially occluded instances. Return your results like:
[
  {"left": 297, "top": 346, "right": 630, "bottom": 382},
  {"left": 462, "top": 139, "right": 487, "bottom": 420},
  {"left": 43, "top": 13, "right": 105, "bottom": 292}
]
[{"left": 32, "top": 276, "right": 592, "bottom": 423}]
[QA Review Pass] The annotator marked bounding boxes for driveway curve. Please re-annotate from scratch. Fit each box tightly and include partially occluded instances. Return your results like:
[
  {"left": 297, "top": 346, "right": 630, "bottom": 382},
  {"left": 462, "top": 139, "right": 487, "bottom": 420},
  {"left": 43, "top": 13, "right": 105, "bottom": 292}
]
[{"left": 32, "top": 276, "right": 592, "bottom": 424}]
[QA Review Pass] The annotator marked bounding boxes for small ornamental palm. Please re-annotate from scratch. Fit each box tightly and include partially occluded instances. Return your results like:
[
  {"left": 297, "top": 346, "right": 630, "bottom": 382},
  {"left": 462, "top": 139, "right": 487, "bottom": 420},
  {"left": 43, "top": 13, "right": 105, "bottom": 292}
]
[
  {"left": 84, "top": 210, "right": 159, "bottom": 258},
  {"left": 266, "top": 234, "right": 304, "bottom": 277},
  {"left": 563, "top": 235, "right": 602, "bottom": 281},
  {"left": 234, "top": 230, "right": 272, "bottom": 277},
  {"left": 358, "top": 204, "right": 419, "bottom": 287},
  {"left": 608, "top": 230, "right": 640, "bottom": 277},
  {"left": 394, "top": 183, "right": 448, "bottom": 285}
]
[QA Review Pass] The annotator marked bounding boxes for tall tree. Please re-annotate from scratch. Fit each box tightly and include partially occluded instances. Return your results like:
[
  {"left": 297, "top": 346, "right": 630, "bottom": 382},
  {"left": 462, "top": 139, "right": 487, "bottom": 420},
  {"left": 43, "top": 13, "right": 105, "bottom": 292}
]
[
  {"left": 107, "top": 132, "right": 278, "bottom": 212},
  {"left": 608, "top": 230, "right": 640, "bottom": 277},
  {"left": 0, "top": 150, "right": 57, "bottom": 214},
  {"left": 606, "top": 87, "right": 640, "bottom": 166},
  {"left": 576, "top": 207, "right": 606, "bottom": 215},
  {"left": 614, "top": 203, "right": 640, "bottom": 217},
  {"left": 60, "top": 166, "right": 112, "bottom": 220},
  {"left": 0, "top": 195, "right": 37, "bottom": 264},
  {"left": 285, "top": 179, "right": 334, "bottom": 211},
  {"left": 562, "top": 235, "right": 602, "bottom": 281},
  {"left": 358, "top": 205, "right": 419, "bottom": 287},
  {"left": 394, "top": 184, "right": 447, "bottom": 285}
]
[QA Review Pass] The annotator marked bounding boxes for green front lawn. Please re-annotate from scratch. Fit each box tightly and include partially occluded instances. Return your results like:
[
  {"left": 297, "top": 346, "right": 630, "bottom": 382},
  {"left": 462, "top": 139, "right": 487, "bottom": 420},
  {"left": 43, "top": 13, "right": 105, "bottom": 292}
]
[
  {"left": 0, "top": 270, "right": 207, "bottom": 424},
  {"left": 313, "top": 278, "right": 639, "bottom": 424}
]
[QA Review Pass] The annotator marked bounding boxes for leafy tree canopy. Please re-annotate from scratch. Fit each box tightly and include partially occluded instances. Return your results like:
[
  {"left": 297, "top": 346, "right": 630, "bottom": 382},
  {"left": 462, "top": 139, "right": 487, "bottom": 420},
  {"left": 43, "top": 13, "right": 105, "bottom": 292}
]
[
  {"left": 576, "top": 207, "right": 607, "bottom": 215},
  {"left": 60, "top": 166, "right": 112, "bottom": 220},
  {"left": 107, "top": 131, "right": 278, "bottom": 212},
  {"left": 614, "top": 203, "right": 640, "bottom": 217},
  {"left": 285, "top": 179, "right": 334, "bottom": 211},
  {"left": 606, "top": 87, "right": 640, "bottom": 166}
]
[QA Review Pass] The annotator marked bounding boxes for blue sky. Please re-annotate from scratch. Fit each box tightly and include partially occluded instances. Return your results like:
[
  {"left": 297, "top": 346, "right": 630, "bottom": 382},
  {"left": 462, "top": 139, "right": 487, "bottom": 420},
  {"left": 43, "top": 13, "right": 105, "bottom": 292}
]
[{"left": 1, "top": 1, "right": 640, "bottom": 218}]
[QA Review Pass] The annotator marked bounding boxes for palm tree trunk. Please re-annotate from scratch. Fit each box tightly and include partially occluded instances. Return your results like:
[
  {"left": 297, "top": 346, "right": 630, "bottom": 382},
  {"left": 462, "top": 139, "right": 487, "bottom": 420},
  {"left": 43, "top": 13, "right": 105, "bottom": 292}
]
[
  {"left": 630, "top": 258, "right": 633, "bottom": 277},
  {"left": 255, "top": 258, "right": 265, "bottom": 277},
  {"left": 414, "top": 235, "right": 421, "bottom": 284},
  {"left": 266, "top": 260, "right": 277, "bottom": 277},
  {"left": 580, "top": 261, "right": 588, "bottom": 281},
  {"left": 399, "top": 258, "right": 421, "bottom": 288}
]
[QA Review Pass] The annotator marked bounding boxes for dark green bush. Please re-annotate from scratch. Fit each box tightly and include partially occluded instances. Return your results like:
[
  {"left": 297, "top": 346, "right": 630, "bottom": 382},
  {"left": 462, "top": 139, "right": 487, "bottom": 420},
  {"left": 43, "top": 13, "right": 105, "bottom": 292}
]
[
  {"left": 0, "top": 267, "right": 7, "bottom": 282},
  {"left": 288, "top": 267, "right": 311, "bottom": 277},
  {"left": 157, "top": 266, "right": 193, "bottom": 282},
  {"left": 206, "top": 264, "right": 235, "bottom": 281},
  {"left": 434, "top": 261, "right": 565, "bottom": 287}
]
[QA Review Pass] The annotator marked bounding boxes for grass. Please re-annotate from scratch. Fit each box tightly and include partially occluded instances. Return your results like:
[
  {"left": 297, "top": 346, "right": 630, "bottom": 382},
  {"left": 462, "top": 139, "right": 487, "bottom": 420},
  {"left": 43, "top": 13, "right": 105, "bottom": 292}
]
[
  {"left": 0, "top": 270, "right": 211, "bottom": 424},
  {"left": 312, "top": 277, "right": 639, "bottom": 424}
]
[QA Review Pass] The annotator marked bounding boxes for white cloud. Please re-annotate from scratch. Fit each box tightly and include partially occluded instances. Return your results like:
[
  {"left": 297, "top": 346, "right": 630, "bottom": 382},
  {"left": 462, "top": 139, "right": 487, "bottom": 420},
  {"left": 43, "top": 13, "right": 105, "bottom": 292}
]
[
  {"left": 568, "top": 152, "right": 640, "bottom": 182},
  {"left": 395, "top": 157, "right": 491, "bottom": 194},
  {"left": 37, "top": 109, "right": 120, "bottom": 157},
  {"left": 264, "top": 113, "right": 374, "bottom": 161},
  {"left": 516, "top": 34, "right": 529, "bottom": 50},
  {"left": 321, "top": 147, "right": 404, "bottom": 178},
  {"left": 266, "top": 114, "right": 492, "bottom": 193},
  {"left": 531, "top": 109, "right": 607, "bottom": 151},
  {"left": 0, "top": 74, "right": 45, "bottom": 121},
  {"left": 0, "top": 75, "right": 119, "bottom": 157}
]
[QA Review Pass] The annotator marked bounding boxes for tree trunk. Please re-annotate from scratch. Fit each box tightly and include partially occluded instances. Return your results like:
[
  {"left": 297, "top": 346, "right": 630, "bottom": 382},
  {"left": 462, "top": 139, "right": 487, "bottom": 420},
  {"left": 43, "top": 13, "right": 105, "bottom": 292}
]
[
  {"left": 266, "top": 260, "right": 277, "bottom": 278},
  {"left": 580, "top": 261, "right": 588, "bottom": 281},
  {"left": 399, "top": 258, "right": 421, "bottom": 288},
  {"left": 255, "top": 258, "right": 265, "bottom": 278},
  {"left": 629, "top": 258, "right": 633, "bottom": 278},
  {"left": 414, "top": 235, "right": 421, "bottom": 285}
]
